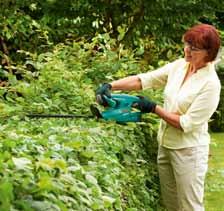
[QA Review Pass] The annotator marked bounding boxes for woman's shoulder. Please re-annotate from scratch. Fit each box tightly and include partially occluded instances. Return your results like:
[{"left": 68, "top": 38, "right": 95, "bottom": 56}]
[
  {"left": 166, "top": 58, "right": 187, "bottom": 75},
  {"left": 166, "top": 58, "right": 187, "bottom": 69},
  {"left": 171, "top": 57, "right": 186, "bottom": 65}
]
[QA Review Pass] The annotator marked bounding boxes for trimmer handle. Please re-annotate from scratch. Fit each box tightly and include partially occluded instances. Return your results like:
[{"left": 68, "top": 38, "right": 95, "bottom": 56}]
[
  {"left": 96, "top": 94, "right": 117, "bottom": 107},
  {"left": 102, "top": 95, "right": 117, "bottom": 108},
  {"left": 97, "top": 94, "right": 141, "bottom": 109}
]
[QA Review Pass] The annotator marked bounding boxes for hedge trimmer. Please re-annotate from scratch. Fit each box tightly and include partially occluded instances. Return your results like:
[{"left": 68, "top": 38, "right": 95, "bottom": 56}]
[{"left": 28, "top": 94, "right": 143, "bottom": 124}]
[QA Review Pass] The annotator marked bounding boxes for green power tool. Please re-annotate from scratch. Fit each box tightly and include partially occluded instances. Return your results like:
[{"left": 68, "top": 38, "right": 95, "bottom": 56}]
[
  {"left": 28, "top": 94, "right": 143, "bottom": 123},
  {"left": 91, "top": 94, "right": 142, "bottom": 123}
]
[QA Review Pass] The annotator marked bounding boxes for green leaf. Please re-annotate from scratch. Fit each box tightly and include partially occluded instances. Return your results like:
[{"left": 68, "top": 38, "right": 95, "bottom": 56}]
[
  {"left": 37, "top": 175, "right": 54, "bottom": 191},
  {"left": 54, "top": 159, "right": 67, "bottom": 171},
  {"left": 102, "top": 195, "right": 116, "bottom": 208},
  {"left": 12, "top": 157, "right": 32, "bottom": 170},
  {"left": 27, "top": 200, "right": 60, "bottom": 211},
  {"left": 85, "top": 174, "right": 98, "bottom": 186},
  {"left": 0, "top": 179, "right": 14, "bottom": 210}
]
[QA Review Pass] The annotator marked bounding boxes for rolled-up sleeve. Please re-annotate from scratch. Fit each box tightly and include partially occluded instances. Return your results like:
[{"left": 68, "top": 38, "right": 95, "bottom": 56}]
[
  {"left": 138, "top": 62, "right": 172, "bottom": 90},
  {"left": 180, "top": 81, "right": 221, "bottom": 133}
]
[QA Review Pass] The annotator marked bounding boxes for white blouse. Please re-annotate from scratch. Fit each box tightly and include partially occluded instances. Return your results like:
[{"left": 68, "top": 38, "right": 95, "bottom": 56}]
[{"left": 138, "top": 58, "right": 221, "bottom": 149}]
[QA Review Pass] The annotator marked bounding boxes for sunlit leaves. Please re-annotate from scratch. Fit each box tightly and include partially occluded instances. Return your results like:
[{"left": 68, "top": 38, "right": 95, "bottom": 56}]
[
  {"left": 12, "top": 157, "right": 32, "bottom": 170},
  {"left": 0, "top": 37, "right": 161, "bottom": 210}
]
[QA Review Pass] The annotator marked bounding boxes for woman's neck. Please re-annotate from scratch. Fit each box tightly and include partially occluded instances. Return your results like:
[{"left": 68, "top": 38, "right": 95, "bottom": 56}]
[{"left": 188, "top": 62, "right": 207, "bottom": 73}]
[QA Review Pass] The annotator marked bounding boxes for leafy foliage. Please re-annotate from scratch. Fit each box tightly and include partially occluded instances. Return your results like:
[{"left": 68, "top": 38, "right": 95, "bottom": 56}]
[
  {"left": 210, "top": 48, "right": 224, "bottom": 132},
  {"left": 0, "top": 118, "right": 159, "bottom": 210},
  {"left": 0, "top": 39, "right": 162, "bottom": 210},
  {"left": 0, "top": 0, "right": 224, "bottom": 73}
]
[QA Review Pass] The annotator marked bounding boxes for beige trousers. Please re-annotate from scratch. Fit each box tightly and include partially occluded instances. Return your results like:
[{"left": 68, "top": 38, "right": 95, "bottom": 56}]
[{"left": 157, "top": 145, "right": 209, "bottom": 211}]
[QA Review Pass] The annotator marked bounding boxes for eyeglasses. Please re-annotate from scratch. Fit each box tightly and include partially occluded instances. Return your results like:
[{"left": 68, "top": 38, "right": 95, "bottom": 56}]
[{"left": 184, "top": 42, "right": 205, "bottom": 52}]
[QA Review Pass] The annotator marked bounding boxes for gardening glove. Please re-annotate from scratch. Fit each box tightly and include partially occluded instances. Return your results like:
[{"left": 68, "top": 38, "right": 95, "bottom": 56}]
[
  {"left": 133, "top": 96, "right": 157, "bottom": 113},
  {"left": 96, "top": 83, "right": 112, "bottom": 106}
]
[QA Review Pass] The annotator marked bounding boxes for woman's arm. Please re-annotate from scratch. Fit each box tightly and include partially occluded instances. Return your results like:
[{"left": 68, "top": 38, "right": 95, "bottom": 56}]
[
  {"left": 154, "top": 105, "right": 182, "bottom": 130},
  {"left": 110, "top": 75, "right": 142, "bottom": 91},
  {"left": 110, "top": 76, "right": 182, "bottom": 130},
  {"left": 110, "top": 59, "right": 177, "bottom": 91}
]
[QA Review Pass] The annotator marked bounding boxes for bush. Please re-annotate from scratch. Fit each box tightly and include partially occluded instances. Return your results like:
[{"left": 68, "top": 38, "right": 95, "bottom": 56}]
[
  {"left": 210, "top": 50, "right": 224, "bottom": 132},
  {"left": 0, "top": 39, "right": 162, "bottom": 210}
]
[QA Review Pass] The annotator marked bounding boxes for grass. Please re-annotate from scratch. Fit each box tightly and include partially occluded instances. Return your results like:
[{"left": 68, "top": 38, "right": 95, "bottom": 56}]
[{"left": 205, "top": 133, "right": 224, "bottom": 211}]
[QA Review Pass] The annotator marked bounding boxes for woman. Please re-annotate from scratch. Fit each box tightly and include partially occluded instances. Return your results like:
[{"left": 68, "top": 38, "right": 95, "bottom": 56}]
[{"left": 96, "top": 24, "right": 221, "bottom": 211}]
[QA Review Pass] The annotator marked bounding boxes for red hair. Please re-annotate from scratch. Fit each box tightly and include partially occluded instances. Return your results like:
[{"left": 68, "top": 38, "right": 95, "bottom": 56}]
[{"left": 183, "top": 24, "right": 221, "bottom": 62}]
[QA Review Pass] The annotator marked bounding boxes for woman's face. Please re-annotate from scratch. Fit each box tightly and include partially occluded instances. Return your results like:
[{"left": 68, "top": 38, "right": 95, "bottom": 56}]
[{"left": 184, "top": 42, "right": 208, "bottom": 65}]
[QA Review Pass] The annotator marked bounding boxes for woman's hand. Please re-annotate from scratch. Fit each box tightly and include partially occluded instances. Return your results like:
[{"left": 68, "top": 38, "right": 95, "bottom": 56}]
[
  {"left": 95, "top": 83, "right": 112, "bottom": 106},
  {"left": 133, "top": 96, "right": 157, "bottom": 113}
]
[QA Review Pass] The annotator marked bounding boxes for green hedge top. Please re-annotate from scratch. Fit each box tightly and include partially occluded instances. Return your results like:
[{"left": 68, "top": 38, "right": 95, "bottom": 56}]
[{"left": 0, "top": 39, "right": 161, "bottom": 210}]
